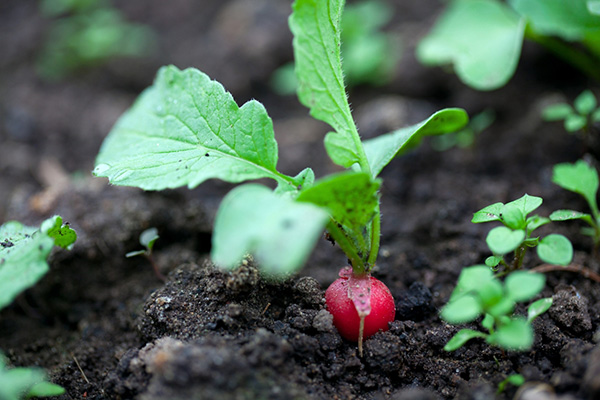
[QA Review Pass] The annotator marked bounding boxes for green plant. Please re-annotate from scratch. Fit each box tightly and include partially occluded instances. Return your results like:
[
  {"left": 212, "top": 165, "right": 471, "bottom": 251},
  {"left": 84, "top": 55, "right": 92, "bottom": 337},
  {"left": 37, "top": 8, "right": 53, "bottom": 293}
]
[
  {"left": 550, "top": 159, "right": 600, "bottom": 250},
  {"left": 0, "top": 354, "right": 64, "bottom": 400},
  {"left": 270, "top": 0, "right": 400, "bottom": 95},
  {"left": 542, "top": 90, "right": 600, "bottom": 134},
  {"left": 0, "top": 216, "right": 75, "bottom": 398},
  {"left": 473, "top": 194, "right": 573, "bottom": 271},
  {"left": 431, "top": 109, "right": 495, "bottom": 151},
  {"left": 37, "top": 0, "right": 155, "bottom": 80},
  {"left": 93, "top": 0, "right": 468, "bottom": 350},
  {"left": 126, "top": 227, "right": 165, "bottom": 280},
  {"left": 0, "top": 216, "right": 77, "bottom": 309},
  {"left": 442, "top": 265, "right": 552, "bottom": 352},
  {"left": 417, "top": 0, "right": 600, "bottom": 90},
  {"left": 497, "top": 373, "right": 525, "bottom": 394}
]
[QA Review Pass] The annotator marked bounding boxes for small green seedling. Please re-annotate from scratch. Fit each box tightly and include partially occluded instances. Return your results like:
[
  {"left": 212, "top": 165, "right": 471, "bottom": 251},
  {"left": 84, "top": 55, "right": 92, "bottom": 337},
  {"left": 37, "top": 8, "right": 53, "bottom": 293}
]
[
  {"left": 550, "top": 159, "right": 600, "bottom": 250},
  {"left": 93, "top": 0, "right": 468, "bottom": 352},
  {"left": 431, "top": 109, "right": 495, "bottom": 151},
  {"left": 497, "top": 374, "right": 525, "bottom": 394},
  {"left": 417, "top": 0, "right": 600, "bottom": 90},
  {"left": 271, "top": 0, "right": 399, "bottom": 95},
  {"left": 37, "top": 0, "right": 155, "bottom": 80},
  {"left": 0, "top": 216, "right": 77, "bottom": 310},
  {"left": 0, "top": 354, "right": 64, "bottom": 400},
  {"left": 543, "top": 90, "right": 600, "bottom": 133},
  {"left": 0, "top": 217, "right": 74, "bottom": 398},
  {"left": 126, "top": 227, "right": 165, "bottom": 281},
  {"left": 473, "top": 194, "right": 573, "bottom": 270},
  {"left": 442, "top": 265, "right": 552, "bottom": 352}
]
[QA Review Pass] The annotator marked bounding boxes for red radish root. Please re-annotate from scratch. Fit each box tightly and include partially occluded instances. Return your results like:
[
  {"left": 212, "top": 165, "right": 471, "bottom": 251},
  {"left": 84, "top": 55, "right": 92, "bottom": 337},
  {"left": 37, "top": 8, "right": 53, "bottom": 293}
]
[{"left": 325, "top": 271, "right": 396, "bottom": 343}]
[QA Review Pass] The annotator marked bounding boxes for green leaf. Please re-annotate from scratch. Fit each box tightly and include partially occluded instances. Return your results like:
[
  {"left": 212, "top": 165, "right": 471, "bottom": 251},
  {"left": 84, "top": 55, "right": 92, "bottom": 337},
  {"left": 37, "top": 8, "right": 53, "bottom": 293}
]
[
  {"left": 361, "top": 108, "right": 468, "bottom": 177},
  {"left": 485, "top": 255, "right": 502, "bottom": 268},
  {"left": 564, "top": 114, "right": 588, "bottom": 132},
  {"left": 478, "top": 279, "right": 504, "bottom": 308},
  {"left": 486, "top": 226, "right": 525, "bottom": 255},
  {"left": 296, "top": 172, "right": 380, "bottom": 243},
  {"left": 324, "top": 133, "right": 360, "bottom": 168},
  {"left": 488, "top": 317, "right": 533, "bottom": 351},
  {"left": 139, "top": 227, "right": 159, "bottom": 252},
  {"left": 527, "top": 297, "right": 553, "bottom": 322},
  {"left": 506, "top": 194, "right": 543, "bottom": 217},
  {"left": 94, "top": 66, "right": 288, "bottom": 190},
  {"left": 542, "top": 103, "right": 574, "bottom": 121},
  {"left": 0, "top": 219, "right": 59, "bottom": 310},
  {"left": 526, "top": 215, "right": 551, "bottom": 233},
  {"left": 497, "top": 374, "right": 525, "bottom": 394},
  {"left": 472, "top": 202, "right": 503, "bottom": 223},
  {"left": 441, "top": 294, "right": 482, "bottom": 324},
  {"left": 41, "top": 216, "right": 77, "bottom": 250},
  {"left": 444, "top": 329, "right": 487, "bottom": 351},
  {"left": 28, "top": 381, "right": 66, "bottom": 397},
  {"left": 574, "top": 90, "right": 598, "bottom": 115},
  {"left": 289, "top": 0, "right": 359, "bottom": 167},
  {"left": 501, "top": 203, "right": 526, "bottom": 230},
  {"left": 592, "top": 108, "right": 600, "bottom": 123},
  {"left": 211, "top": 184, "right": 329, "bottom": 276},
  {"left": 417, "top": 0, "right": 525, "bottom": 90},
  {"left": 481, "top": 313, "right": 495, "bottom": 332},
  {"left": 0, "top": 354, "right": 64, "bottom": 400},
  {"left": 537, "top": 234, "right": 573, "bottom": 266},
  {"left": 550, "top": 209, "right": 594, "bottom": 225},
  {"left": 510, "top": 0, "right": 600, "bottom": 41},
  {"left": 552, "top": 160, "right": 599, "bottom": 218},
  {"left": 505, "top": 271, "right": 545, "bottom": 302},
  {"left": 451, "top": 265, "right": 495, "bottom": 300},
  {"left": 590, "top": 1, "right": 600, "bottom": 15},
  {"left": 486, "top": 297, "right": 515, "bottom": 318}
]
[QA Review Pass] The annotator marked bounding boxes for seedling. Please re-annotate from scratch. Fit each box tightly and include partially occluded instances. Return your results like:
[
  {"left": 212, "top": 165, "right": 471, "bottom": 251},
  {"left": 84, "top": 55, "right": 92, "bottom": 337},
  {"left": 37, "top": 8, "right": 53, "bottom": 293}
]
[
  {"left": 271, "top": 0, "right": 399, "bottom": 95},
  {"left": 431, "top": 109, "right": 495, "bottom": 151},
  {"left": 93, "top": 0, "right": 468, "bottom": 352},
  {"left": 550, "top": 159, "right": 600, "bottom": 251},
  {"left": 417, "top": 0, "right": 600, "bottom": 90},
  {"left": 0, "top": 354, "right": 64, "bottom": 400},
  {"left": 473, "top": 194, "right": 573, "bottom": 270},
  {"left": 0, "top": 216, "right": 77, "bottom": 309},
  {"left": 37, "top": 0, "right": 155, "bottom": 80},
  {"left": 497, "top": 374, "right": 525, "bottom": 394},
  {"left": 0, "top": 217, "right": 74, "bottom": 398},
  {"left": 442, "top": 265, "right": 552, "bottom": 352},
  {"left": 125, "top": 227, "right": 165, "bottom": 281},
  {"left": 542, "top": 90, "right": 600, "bottom": 133}
]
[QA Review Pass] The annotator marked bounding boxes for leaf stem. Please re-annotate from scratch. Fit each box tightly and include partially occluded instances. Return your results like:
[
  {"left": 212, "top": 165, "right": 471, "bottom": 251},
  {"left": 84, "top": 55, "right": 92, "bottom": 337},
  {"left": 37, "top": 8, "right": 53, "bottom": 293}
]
[
  {"left": 366, "top": 204, "right": 381, "bottom": 269},
  {"left": 327, "top": 222, "right": 365, "bottom": 274}
]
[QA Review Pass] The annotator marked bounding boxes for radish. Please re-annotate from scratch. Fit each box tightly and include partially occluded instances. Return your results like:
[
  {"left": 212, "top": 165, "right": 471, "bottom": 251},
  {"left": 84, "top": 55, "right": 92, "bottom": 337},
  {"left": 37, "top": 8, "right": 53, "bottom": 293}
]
[{"left": 325, "top": 267, "right": 396, "bottom": 354}]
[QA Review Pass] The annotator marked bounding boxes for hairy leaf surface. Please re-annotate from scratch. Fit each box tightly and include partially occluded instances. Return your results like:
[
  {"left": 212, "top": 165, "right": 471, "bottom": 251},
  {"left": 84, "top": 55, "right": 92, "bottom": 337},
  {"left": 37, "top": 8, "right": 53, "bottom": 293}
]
[
  {"left": 361, "top": 108, "right": 468, "bottom": 177},
  {"left": 290, "top": 0, "right": 361, "bottom": 167},
  {"left": 94, "top": 66, "right": 289, "bottom": 190}
]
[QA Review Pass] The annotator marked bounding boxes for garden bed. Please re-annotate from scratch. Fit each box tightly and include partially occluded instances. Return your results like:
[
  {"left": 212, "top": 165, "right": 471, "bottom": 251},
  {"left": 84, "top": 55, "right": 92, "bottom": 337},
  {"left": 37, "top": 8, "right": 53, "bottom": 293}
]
[{"left": 1, "top": 0, "right": 599, "bottom": 399}]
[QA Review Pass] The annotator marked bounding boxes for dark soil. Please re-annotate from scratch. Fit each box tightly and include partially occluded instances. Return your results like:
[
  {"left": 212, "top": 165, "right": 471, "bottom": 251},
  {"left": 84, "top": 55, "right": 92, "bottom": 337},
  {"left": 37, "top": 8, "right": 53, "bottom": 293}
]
[{"left": 1, "top": 0, "right": 600, "bottom": 399}]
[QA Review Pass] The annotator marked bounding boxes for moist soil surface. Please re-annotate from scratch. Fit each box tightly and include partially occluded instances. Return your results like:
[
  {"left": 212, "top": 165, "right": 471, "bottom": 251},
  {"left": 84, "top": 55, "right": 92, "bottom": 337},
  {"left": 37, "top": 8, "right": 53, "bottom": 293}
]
[{"left": 1, "top": 0, "right": 600, "bottom": 399}]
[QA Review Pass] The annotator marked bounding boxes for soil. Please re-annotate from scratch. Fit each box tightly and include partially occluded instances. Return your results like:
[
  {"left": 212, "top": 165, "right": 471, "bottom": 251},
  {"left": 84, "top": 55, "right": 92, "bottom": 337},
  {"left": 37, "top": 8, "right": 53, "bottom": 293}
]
[{"left": 1, "top": 0, "right": 600, "bottom": 399}]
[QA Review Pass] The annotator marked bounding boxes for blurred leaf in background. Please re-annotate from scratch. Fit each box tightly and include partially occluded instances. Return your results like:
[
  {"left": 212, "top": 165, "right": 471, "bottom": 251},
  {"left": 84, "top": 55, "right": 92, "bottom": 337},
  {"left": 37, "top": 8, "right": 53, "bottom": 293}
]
[{"left": 37, "top": 0, "right": 156, "bottom": 80}]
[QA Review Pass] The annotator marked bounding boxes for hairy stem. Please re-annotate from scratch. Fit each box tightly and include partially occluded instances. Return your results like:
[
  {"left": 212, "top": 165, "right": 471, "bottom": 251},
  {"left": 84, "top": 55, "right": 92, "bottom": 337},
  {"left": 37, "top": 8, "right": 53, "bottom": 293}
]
[{"left": 327, "top": 222, "right": 365, "bottom": 274}]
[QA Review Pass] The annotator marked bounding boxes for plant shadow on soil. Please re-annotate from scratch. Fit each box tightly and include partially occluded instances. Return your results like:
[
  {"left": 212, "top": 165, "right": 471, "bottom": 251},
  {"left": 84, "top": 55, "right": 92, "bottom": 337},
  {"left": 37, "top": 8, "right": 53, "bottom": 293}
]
[{"left": 1, "top": 0, "right": 600, "bottom": 399}]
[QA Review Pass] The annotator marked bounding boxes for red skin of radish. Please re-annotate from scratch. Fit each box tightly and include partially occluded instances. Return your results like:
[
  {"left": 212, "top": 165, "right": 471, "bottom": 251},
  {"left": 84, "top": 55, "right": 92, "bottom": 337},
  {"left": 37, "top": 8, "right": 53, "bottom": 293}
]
[{"left": 325, "top": 276, "right": 396, "bottom": 341}]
